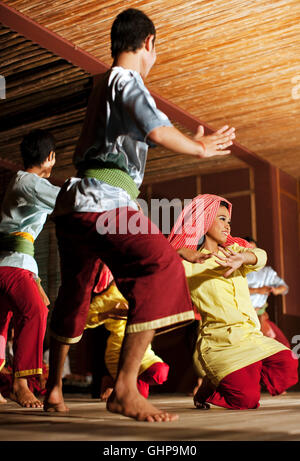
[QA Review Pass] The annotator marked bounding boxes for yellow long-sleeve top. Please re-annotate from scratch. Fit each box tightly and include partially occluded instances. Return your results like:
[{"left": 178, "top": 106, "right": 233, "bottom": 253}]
[
  {"left": 183, "top": 244, "right": 287, "bottom": 386},
  {"left": 85, "top": 284, "right": 163, "bottom": 379}
]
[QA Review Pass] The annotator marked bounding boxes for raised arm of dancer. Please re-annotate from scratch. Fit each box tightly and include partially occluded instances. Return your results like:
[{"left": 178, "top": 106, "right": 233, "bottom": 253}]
[{"left": 148, "top": 124, "right": 235, "bottom": 158}]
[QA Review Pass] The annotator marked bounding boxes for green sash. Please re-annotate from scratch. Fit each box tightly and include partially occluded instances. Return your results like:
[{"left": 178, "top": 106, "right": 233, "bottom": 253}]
[
  {"left": 257, "top": 302, "right": 268, "bottom": 316},
  {"left": 83, "top": 168, "right": 139, "bottom": 201},
  {"left": 0, "top": 233, "right": 34, "bottom": 257}
]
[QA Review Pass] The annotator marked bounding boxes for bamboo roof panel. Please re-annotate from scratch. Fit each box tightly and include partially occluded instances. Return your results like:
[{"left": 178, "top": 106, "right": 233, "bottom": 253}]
[
  {"left": 2, "top": 0, "right": 298, "bottom": 177},
  {"left": 0, "top": 21, "right": 246, "bottom": 185}
]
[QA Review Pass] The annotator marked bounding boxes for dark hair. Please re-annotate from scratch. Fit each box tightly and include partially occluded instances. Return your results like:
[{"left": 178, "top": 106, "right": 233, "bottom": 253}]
[
  {"left": 244, "top": 236, "right": 258, "bottom": 245},
  {"left": 111, "top": 8, "right": 156, "bottom": 59},
  {"left": 20, "top": 129, "right": 55, "bottom": 169},
  {"left": 220, "top": 200, "right": 229, "bottom": 209}
]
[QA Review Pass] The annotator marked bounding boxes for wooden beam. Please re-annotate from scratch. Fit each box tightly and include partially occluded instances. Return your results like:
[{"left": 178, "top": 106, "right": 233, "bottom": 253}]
[
  {"left": 220, "top": 189, "right": 252, "bottom": 199},
  {"left": 249, "top": 167, "right": 257, "bottom": 241},
  {"left": 143, "top": 161, "right": 248, "bottom": 185},
  {"left": 275, "top": 167, "right": 286, "bottom": 314}
]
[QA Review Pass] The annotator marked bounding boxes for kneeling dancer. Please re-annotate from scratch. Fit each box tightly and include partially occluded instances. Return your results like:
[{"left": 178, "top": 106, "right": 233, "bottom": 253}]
[{"left": 169, "top": 194, "right": 298, "bottom": 410}]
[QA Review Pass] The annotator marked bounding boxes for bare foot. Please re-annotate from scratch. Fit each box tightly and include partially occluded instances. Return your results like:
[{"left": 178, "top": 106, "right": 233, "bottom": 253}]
[
  {"left": 0, "top": 392, "right": 7, "bottom": 404},
  {"left": 43, "top": 385, "right": 69, "bottom": 413},
  {"left": 107, "top": 386, "right": 178, "bottom": 422},
  {"left": 9, "top": 388, "right": 43, "bottom": 408}
]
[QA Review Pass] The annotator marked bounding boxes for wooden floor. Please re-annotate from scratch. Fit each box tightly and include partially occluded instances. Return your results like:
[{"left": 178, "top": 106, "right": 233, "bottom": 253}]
[{"left": 1, "top": 392, "right": 300, "bottom": 445}]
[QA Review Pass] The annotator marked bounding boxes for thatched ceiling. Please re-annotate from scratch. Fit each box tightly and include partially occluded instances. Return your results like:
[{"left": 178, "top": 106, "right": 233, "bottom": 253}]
[
  {"left": 0, "top": 20, "right": 245, "bottom": 185},
  {"left": 1, "top": 0, "right": 299, "bottom": 182},
  {"left": 0, "top": 24, "right": 92, "bottom": 183}
]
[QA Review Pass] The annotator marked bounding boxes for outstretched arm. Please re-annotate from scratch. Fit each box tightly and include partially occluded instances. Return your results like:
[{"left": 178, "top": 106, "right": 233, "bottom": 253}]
[{"left": 148, "top": 124, "right": 235, "bottom": 159}]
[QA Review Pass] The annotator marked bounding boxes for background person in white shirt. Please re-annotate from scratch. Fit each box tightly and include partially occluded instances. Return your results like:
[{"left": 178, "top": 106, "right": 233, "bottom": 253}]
[
  {"left": 0, "top": 129, "right": 60, "bottom": 407},
  {"left": 245, "top": 236, "right": 290, "bottom": 347}
]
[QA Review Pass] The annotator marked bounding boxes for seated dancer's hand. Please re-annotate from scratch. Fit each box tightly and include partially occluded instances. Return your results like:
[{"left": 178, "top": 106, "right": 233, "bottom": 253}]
[
  {"left": 194, "top": 125, "right": 235, "bottom": 158},
  {"left": 177, "top": 247, "right": 212, "bottom": 264},
  {"left": 256, "top": 286, "right": 272, "bottom": 295},
  {"left": 213, "top": 246, "right": 245, "bottom": 277}
]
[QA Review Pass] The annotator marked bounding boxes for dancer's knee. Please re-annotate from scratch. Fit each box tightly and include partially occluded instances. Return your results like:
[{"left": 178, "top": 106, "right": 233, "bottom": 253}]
[
  {"left": 226, "top": 389, "right": 260, "bottom": 409},
  {"left": 283, "top": 352, "right": 299, "bottom": 389}
]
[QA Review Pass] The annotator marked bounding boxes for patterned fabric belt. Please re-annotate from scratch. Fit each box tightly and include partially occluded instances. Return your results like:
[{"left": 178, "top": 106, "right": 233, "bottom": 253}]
[
  {"left": 82, "top": 168, "right": 139, "bottom": 201},
  {"left": 257, "top": 302, "right": 268, "bottom": 316},
  {"left": 0, "top": 231, "right": 35, "bottom": 257}
]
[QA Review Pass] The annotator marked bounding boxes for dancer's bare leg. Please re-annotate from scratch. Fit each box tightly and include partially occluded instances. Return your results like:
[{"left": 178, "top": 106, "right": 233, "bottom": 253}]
[
  {"left": 189, "top": 377, "right": 203, "bottom": 397},
  {"left": 107, "top": 329, "right": 178, "bottom": 422},
  {"left": 10, "top": 377, "right": 43, "bottom": 408},
  {"left": 43, "top": 338, "right": 70, "bottom": 412},
  {"left": 100, "top": 375, "right": 114, "bottom": 402}
]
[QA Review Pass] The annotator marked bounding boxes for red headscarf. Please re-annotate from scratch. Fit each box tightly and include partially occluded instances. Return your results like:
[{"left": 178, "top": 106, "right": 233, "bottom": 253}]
[{"left": 168, "top": 194, "right": 251, "bottom": 250}]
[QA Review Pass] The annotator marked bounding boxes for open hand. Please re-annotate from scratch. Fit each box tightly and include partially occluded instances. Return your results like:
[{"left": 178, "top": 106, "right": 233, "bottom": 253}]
[
  {"left": 213, "top": 246, "right": 244, "bottom": 277},
  {"left": 270, "top": 286, "right": 286, "bottom": 295},
  {"left": 194, "top": 125, "right": 235, "bottom": 158}
]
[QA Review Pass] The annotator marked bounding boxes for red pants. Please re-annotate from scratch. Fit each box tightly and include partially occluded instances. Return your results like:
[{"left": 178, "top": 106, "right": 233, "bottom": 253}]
[
  {"left": 50, "top": 208, "right": 193, "bottom": 343},
  {"left": 137, "top": 362, "right": 169, "bottom": 398},
  {"left": 205, "top": 350, "right": 298, "bottom": 409},
  {"left": 0, "top": 267, "right": 48, "bottom": 377}
]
